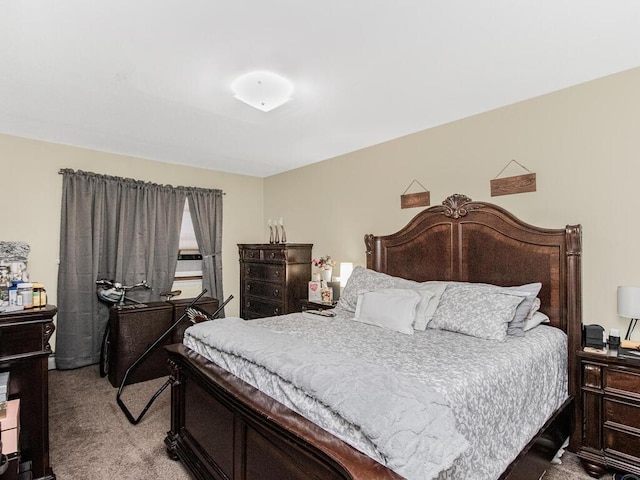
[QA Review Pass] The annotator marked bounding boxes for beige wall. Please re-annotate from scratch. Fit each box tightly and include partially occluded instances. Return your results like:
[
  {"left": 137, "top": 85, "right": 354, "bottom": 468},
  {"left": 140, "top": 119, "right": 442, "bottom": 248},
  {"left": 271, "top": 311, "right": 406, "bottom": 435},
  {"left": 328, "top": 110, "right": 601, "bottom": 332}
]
[
  {"left": 0, "top": 134, "right": 264, "bottom": 350},
  {"left": 2, "top": 66, "right": 639, "bottom": 351},
  {"left": 264, "top": 66, "right": 640, "bottom": 337}
]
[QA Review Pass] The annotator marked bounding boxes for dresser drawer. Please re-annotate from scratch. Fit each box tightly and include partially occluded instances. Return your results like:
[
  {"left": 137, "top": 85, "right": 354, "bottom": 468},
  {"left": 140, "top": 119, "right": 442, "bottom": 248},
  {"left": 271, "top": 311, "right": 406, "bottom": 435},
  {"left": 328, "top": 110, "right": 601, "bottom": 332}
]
[
  {"left": 241, "top": 248, "right": 286, "bottom": 263},
  {"left": 583, "top": 362, "right": 602, "bottom": 389},
  {"left": 243, "top": 297, "right": 283, "bottom": 318},
  {"left": 605, "top": 368, "right": 640, "bottom": 398},
  {"left": 604, "top": 425, "right": 640, "bottom": 461},
  {"left": 244, "top": 281, "right": 284, "bottom": 301},
  {"left": 244, "top": 263, "right": 285, "bottom": 283},
  {"left": 605, "top": 398, "right": 640, "bottom": 430},
  {"left": 0, "top": 321, "right": 50, "bottom": 359}
]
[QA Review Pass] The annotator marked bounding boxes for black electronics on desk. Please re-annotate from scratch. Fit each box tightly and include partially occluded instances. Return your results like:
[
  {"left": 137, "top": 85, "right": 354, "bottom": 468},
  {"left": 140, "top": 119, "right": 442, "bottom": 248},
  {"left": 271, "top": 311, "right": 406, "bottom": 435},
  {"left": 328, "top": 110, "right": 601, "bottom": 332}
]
[{"left": 584, "top": 324, "right": 605, "bottom": 349}]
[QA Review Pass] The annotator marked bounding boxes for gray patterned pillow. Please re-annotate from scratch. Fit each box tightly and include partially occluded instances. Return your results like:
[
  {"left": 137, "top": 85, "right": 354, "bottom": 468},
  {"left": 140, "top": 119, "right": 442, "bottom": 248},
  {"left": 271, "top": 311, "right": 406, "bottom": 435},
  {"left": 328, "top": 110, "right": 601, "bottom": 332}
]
[
  {"left": 498, "top": 283, "right": 541, "bottom": 336},
  {"left": 429, "top": 284, "right": 528, "bottom": 341},
  {"left": 336, "top": 266, "right": 415, "bottom": 312},
  {"left": 428, "top": 281, "right": 541, "bottom": 337}
]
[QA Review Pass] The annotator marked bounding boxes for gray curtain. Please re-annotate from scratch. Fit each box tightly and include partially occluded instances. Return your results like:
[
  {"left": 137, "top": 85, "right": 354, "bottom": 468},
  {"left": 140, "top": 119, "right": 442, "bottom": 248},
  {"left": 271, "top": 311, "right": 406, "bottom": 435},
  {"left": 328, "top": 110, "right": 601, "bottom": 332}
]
[
  {"left": 57, "top": 170, "right": 186, "bottom": 370},
  {"left": 187, "top": 188, "right": 224, "bottom": 315}
]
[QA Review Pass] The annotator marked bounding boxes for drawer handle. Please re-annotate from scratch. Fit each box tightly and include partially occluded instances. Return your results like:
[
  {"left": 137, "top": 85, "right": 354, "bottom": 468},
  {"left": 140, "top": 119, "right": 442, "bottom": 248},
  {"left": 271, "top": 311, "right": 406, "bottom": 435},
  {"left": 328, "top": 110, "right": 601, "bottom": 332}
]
[
  {"left": 273, "top": 289, "right": 280, "bottom": 296},
  {"left": 269, "top": 252, "right": 276, "bottom": 259},
  {"left": 246, "top": 284, "right": 251, "bottom": 291},
  {"left": 246, "top": 267, "right": 252, "bottom": 275},
  {"left": 273, "top": 307, "right": 280, "bottom": 315},
  {"left": 274, "top": 271, "right": 280, "bottom": 278},
  {"left": 248, "top": 251, "right": 255, "bottom": 258}
]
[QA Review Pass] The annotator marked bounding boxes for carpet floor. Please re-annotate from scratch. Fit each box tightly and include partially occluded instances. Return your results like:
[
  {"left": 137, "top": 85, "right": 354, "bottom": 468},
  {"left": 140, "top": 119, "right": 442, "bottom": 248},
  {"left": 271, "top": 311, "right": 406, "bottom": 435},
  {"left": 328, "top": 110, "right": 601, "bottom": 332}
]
[
  {"left": 49, "top": 365, "right": 607, "bottom": 480},
  {"left": 49, "top": 366, "right": 190, "bottom": 480}
]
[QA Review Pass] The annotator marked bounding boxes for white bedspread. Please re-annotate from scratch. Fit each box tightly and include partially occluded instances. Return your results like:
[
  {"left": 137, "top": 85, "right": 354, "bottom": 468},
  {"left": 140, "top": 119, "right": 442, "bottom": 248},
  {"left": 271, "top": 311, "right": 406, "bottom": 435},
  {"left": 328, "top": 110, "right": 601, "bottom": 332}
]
[{"left": 184, "top": 311, "right": 567, "bottom": 480}]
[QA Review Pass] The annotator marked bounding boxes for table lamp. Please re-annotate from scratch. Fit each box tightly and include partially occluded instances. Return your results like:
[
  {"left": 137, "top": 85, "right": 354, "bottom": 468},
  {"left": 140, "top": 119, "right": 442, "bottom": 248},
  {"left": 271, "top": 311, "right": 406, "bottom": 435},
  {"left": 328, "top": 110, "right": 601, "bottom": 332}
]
[
  {"left": 617, "top": 286, "right": 640, "bottom": 340},
  {"left": 339, "top": 262, "right": 354, "bottom": 288}
]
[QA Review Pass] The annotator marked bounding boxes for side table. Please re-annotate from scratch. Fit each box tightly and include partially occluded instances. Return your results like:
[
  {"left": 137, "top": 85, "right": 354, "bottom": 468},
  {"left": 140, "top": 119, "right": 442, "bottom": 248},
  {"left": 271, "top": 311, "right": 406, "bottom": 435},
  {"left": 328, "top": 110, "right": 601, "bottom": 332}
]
[
  {"left": 0, "top": 305, "right": 56, "bottom": 480},
  {"left": 578, "top": 347, "right": 640, "bottom": 478}
]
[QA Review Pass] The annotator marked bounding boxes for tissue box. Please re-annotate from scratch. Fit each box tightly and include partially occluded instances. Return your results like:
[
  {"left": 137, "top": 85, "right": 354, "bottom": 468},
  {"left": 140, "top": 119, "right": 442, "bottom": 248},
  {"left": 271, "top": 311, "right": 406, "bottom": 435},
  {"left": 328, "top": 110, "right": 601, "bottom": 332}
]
[
  {"left": 308, "top": 281, "right": 323, "bottom": 301},
  {"left": 0, "top": 399, "right": 20, "bottom": 454}
]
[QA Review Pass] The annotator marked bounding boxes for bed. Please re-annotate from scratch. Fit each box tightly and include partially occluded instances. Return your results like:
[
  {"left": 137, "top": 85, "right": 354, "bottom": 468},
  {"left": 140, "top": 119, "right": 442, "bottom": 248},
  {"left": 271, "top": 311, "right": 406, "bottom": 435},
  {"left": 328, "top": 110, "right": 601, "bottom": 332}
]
[{"left": 164, "top": 193, "right": 583, "bottom": 480}]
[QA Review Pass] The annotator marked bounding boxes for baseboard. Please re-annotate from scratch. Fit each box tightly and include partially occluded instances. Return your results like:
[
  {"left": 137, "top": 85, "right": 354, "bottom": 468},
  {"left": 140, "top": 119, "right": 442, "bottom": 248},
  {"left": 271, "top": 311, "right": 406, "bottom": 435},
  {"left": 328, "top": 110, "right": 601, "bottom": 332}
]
[{"left": 48, "top": 355, "right": 56, "bottom": 370}]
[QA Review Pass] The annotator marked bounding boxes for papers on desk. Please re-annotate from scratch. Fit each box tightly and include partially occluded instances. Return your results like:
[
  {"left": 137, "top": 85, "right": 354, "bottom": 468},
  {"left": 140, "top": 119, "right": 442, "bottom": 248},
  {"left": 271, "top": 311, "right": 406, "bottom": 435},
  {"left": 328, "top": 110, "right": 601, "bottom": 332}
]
[{"left": 618, "top": 346, "right": 640, "bottom": 360}]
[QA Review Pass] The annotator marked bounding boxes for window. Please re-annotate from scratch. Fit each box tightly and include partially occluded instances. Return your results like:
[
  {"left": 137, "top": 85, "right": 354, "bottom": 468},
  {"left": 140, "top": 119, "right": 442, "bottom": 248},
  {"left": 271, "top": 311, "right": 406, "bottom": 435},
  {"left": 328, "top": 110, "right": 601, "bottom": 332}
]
[{"left": 176, "top": 202, "right": 202, "bottom": 280}]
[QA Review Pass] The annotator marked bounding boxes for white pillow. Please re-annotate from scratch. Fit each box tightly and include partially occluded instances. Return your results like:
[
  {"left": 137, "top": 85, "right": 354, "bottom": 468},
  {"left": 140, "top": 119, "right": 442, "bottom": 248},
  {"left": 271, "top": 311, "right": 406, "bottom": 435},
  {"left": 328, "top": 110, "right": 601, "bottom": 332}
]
[
  {"left": 336, "top": 266, "right": 437, "bottom": 329},
  {"left": 413, "top": 287, "right": 436, "bottom": 329},
  {"left": 523, "top": 311, "right": 550, "bottom": 332},
  {"left": 527, "top": 297, "right": 541, "bottom": 319},
  {"left": 413, "top": 281, "right": 448, "bottom": 330},
  {"left": 353, "top": 289, "right": 424, "bottom": 335}
]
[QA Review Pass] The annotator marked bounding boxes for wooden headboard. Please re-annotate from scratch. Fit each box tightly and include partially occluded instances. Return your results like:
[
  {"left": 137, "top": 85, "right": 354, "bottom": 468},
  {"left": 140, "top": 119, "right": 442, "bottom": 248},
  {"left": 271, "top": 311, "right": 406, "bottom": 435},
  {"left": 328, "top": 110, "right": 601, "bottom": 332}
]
[{"left": 365, "top": 193, "right": 582, "bottom": 400}]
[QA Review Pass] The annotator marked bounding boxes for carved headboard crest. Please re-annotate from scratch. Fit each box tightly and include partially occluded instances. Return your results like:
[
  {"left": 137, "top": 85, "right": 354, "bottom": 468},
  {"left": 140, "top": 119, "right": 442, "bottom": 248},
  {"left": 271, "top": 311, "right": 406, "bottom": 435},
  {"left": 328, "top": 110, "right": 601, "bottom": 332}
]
[
  {"left": 442, "top": 194, "right": 480, "bottom": 219},
  {"left": 364, "top": 194, "right": 481, "bottom": 254}
]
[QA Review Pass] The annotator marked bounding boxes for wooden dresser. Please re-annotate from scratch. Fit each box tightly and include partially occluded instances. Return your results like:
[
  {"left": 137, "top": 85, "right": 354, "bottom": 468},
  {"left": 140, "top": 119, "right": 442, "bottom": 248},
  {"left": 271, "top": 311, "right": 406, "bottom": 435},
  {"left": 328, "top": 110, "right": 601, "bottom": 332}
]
[
  {"left": 0, "top": 305, "right": 56, "bottom": 480},
  {"left": 578, "top": 348, "right": 640, "bottom": 478},
  {"left": 238, "top": 244, "right": 312, "bottom": 319}
]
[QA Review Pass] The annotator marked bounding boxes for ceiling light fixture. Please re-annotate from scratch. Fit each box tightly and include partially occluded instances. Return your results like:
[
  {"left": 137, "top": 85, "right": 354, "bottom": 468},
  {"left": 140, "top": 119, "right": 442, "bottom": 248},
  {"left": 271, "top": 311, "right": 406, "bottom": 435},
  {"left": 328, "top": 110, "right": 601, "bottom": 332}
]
[{"left": 231, "top": 71, "right": 294, "bottom": 112}]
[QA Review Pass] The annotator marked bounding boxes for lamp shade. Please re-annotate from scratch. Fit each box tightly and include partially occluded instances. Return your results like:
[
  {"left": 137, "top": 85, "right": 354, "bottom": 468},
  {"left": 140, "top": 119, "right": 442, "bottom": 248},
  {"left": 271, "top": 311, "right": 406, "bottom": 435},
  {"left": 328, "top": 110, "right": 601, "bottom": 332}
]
[
  {"left": 617, "top": 286, "right": 640, "bottom": 318},
  {"left": 339, "top": 262, "right": 354, "bottom": 288}
]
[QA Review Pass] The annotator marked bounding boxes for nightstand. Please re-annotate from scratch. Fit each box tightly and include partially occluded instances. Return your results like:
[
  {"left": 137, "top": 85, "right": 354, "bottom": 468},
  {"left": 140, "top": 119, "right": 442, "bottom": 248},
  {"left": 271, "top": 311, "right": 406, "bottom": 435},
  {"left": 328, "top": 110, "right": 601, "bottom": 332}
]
[
  {"left": 0, "top": 305, "right": 56, "bottom": 480},
  {"left": 300, "top": 300, "right": 337, "bottom": 311},
  {"left": 577, "top": 348, "right": 640, "bottom": 478}
]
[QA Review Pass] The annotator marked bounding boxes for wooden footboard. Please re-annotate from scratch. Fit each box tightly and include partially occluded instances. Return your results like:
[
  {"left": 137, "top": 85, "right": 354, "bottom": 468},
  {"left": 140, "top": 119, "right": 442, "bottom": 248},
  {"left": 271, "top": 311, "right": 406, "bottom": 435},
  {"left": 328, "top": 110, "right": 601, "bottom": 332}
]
[{"left": 164, "top": 344, "right": 403, "bottom": 480}]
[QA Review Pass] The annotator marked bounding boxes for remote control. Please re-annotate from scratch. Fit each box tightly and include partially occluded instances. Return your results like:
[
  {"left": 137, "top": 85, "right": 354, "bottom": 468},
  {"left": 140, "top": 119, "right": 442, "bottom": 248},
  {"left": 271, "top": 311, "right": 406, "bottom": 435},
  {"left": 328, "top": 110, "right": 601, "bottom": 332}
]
[{"left": 303, "top": 309, "right": 336, "bottom": 318}]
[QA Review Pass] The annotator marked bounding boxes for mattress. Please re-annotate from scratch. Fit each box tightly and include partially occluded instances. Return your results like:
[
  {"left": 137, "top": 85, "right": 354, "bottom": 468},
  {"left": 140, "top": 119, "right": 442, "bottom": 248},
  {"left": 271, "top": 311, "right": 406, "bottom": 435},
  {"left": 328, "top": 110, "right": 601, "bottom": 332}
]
[{"left": 184, "top": 310, "right": 567, "bottom": 480}]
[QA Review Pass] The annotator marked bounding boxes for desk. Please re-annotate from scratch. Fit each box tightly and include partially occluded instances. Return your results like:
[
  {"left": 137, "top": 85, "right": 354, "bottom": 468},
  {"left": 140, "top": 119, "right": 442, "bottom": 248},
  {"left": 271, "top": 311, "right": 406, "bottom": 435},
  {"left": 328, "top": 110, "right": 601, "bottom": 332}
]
[
  {"left": 0, "top": 305, "right": 56, "bottom": 480},
  {"left": 108, "top": 297, "right": 219, "bottom": 387}
]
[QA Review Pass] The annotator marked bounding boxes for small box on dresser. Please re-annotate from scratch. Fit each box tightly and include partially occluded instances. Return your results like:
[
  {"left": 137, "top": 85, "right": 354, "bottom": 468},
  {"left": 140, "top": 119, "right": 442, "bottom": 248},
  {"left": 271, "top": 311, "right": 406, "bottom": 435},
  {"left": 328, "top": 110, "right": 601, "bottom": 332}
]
[
  {"left": 0, "top": 399, "right": 20, "bottom": 455},
  {"left": 239, "top": 244, "right": 312, "bottom": 319},
  {"left": 578, "top": 348, "right": 640, "bottom": 478},
  {"left": 308, "top": 281, "right": 323, "bottom": 302}
]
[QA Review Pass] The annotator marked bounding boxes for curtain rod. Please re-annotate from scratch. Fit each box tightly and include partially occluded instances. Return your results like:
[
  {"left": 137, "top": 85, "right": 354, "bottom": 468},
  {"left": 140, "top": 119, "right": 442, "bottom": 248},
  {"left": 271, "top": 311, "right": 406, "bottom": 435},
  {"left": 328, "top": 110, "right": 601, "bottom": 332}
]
[{"left": 58, "top": 168, "right": 225, "bottom": 195}]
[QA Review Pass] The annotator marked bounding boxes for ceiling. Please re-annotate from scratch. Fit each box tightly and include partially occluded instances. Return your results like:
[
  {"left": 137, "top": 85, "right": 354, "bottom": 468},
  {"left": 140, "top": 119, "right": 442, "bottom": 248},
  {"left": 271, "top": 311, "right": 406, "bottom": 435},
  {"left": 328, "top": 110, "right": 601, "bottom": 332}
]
[{"left": 1, "top": 1, "right": 640, "bottom": 178}]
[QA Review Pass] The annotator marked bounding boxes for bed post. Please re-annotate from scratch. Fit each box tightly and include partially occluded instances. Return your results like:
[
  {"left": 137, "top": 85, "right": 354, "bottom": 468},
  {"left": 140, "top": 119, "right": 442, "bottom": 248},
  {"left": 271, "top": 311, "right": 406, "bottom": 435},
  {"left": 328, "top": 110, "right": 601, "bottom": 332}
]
[
  {"left": 565, "top": 224, "right": 583, "bottom": 452},
  {"left": 164, "top": 358, "right": 183, "bottom": 460},
  {"left": 365, "top": 234, "right": 378, "bottom": 271}
]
